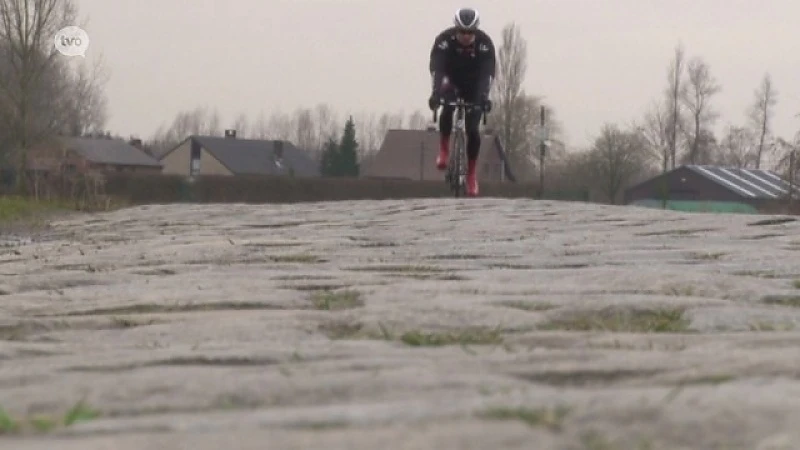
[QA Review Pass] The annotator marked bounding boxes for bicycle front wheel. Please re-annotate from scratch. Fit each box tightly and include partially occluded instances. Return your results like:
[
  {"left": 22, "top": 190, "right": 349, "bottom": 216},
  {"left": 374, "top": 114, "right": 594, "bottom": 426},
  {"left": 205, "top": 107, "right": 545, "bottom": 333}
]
[{"left": 451, "top": 130, "right": 466, "bottom": 197}]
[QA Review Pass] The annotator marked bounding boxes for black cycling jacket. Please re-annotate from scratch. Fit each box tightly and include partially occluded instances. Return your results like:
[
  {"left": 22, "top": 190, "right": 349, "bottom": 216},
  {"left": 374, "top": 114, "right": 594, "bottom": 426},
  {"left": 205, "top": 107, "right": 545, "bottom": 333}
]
[{"left": 429, "top": 26, "right": 497, "bottom": 99}]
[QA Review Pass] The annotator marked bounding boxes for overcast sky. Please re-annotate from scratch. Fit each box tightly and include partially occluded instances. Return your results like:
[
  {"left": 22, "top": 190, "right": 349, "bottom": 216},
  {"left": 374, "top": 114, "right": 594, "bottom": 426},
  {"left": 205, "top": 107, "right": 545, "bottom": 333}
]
[{"left": 72, "top": 0, "right": 799, "bottom": 150}]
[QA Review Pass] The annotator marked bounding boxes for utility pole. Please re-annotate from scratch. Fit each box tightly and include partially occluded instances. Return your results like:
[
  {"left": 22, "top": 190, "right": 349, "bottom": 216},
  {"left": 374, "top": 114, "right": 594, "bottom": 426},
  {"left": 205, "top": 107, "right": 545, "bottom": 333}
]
[
  {"left": 790, "top": 150, "right": 796, "bottom": 210},
  {"left": 538, "top": 105, "right": 547, "bottom": 199}
]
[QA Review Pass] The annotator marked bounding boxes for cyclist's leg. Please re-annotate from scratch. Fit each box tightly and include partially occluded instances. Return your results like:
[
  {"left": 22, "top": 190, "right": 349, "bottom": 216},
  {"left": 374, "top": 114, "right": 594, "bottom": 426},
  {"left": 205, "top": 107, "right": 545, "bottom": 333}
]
[
  {"left": 437, "top": 103, "right": 455, "bottom": 170},
  {"left": 463, "top": 87, "right": 483, "bottom": 196}
]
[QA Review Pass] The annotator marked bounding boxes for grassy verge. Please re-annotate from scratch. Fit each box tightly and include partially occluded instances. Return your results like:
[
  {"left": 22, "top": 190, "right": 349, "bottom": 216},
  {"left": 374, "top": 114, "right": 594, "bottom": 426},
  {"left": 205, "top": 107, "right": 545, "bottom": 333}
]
[
  {"left": 0, "top": 195, "right": 92, "bottom": 235},
  {"left": 0, "top": 195, "right": 69, "bottom": 222}
]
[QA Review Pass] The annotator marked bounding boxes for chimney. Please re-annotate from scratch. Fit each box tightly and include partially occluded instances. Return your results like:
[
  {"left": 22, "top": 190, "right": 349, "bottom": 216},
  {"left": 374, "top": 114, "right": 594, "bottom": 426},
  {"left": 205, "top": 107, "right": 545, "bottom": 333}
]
[
  {"left": 224, "top": 129, "right": 236, "bottom": 139},
  {"left": 129, "top": 138, "right": 143, "bottom": 149}
]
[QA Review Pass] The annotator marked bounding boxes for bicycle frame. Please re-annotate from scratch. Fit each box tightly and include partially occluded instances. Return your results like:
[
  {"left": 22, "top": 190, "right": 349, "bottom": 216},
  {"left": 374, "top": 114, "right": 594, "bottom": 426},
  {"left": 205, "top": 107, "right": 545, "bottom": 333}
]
[{"left": 432, "top": 98, "right": 487, "bottom": 197}]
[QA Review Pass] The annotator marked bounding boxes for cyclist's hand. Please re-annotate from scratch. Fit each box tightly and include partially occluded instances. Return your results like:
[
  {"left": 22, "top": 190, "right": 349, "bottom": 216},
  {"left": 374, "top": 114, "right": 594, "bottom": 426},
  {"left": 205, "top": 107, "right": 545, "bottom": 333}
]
[{"left": 428, "top": 93, "right": 440, "bottom": 110}]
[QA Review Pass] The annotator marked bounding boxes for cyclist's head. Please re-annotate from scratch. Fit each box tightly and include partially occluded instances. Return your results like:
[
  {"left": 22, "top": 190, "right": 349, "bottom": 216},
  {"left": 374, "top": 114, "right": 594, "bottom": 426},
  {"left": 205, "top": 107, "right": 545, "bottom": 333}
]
[{"left": 453, "top": 7, "right": 479, "bottom": 45}]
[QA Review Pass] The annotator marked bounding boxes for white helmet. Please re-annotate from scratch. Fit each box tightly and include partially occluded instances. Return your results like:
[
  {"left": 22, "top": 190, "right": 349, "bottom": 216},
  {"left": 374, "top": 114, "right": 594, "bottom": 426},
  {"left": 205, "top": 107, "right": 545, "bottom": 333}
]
[{"left": 453, "top": 7, "right": 480, "bottom": 31}]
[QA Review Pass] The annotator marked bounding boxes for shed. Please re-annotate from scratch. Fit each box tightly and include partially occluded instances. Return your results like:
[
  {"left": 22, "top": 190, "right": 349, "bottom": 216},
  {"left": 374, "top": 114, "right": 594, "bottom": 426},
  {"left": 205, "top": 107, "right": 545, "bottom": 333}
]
[{"left": 624, "top": 164, "right": 799, "bottom": 213}]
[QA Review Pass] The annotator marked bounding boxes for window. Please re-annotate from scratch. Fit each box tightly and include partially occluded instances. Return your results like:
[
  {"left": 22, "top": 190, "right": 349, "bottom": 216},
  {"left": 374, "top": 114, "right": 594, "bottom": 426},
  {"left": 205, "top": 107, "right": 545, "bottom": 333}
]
[
  {"left": 190, "top": 140, "right": 201, "bottom": 159},
  {"left": 190, "top": 140, "right": 201, "bottom": 176}
]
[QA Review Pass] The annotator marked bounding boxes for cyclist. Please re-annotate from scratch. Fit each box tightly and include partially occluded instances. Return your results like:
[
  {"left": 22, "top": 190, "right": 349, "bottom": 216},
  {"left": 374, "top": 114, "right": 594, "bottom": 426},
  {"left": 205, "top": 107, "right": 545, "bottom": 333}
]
[{"left": 428, "top": 7, "right": 496, "bottom": 197}]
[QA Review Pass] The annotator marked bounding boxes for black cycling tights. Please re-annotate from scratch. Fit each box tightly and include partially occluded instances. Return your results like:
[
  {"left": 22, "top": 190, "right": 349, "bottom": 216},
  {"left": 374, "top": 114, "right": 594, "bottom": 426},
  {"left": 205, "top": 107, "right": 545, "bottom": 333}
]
[{"left": 438, "top": 105, "right": 483, "bottom": 161}]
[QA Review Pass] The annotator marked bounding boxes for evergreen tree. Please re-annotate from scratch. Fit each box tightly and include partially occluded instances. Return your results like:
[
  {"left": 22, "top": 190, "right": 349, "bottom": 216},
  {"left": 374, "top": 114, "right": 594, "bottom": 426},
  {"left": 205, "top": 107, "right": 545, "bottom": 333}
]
[
  {"left": 319, "top": 137, "right": 339, "bottom": 176},
  {"left": 337, "top": 116, "right": 360, "bottom": 176}
]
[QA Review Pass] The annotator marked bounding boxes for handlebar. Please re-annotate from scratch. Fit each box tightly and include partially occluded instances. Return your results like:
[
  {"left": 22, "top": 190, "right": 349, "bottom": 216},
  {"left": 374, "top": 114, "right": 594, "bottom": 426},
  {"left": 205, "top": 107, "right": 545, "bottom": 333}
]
[{"left": 432, "top": 99, "right": 488, "bottom": 126}]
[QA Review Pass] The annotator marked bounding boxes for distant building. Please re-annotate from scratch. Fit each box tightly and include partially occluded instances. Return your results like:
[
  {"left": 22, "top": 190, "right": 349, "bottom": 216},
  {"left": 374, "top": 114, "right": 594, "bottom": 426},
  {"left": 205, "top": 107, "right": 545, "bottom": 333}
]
[
  {"left": 624, "top": 164, "right": 799, "bottom": 213},
  {"left": 362, "top": 129, "right": 516, "bottom": 182},
  {"left": 159, "top": 130, "right": 319, "bottom": 177},
  {"left": 26, "top": 135, "right": 162, "bottom": 175}
]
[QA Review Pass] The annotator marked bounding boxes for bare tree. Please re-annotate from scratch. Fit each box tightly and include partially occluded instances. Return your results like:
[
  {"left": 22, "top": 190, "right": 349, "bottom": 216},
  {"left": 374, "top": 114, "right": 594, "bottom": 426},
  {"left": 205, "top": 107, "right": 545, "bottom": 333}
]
[
  {"left": 252, "top": 110, "right": 270, "bottom": 139},
  {"left": 376, "top": 111, "right": 403, "bottom": 141},
  {"left": 354, "top": 112, "right": 381, "bottom": 155},
  {"left": 406, "top": 110, "right": 428, "bottom": 130},
  {"left": 482, "top": 23, "right": 567, "bottom": 181},
  {"left": 748, "top": 73, "right": 777, "bottom": 168},
  {"left": 266, "top": 110, "right": 294, "bottom": 140},
  {"left": 294, "top": 107, "right": 316, "bottom": 153},
  {"left": 773, "top": 137, "right": 798, "bottom": 176},
  {"left": 715, "top": 125, "right": 755, "bottom": 167},
  {"left": 512, "top": 94, "right": 545, "bottom": 179},
  {"left": 488, "top": 22, "right": 528, "bottom": 165},
  {"left": 352, "top": 111, "right": 403, "bottom": 155},
  {"left": 544, "top": 149, "right": 593, "bottom": 199},
  {"left": 61, "top": 57, "right": 109, "bottom": 136},
  {"left": 587, "top": 124, "right": 651, "bottom": 204},
  {"left": 147, "top": 105, "right": 222, "bottom": 155},
  {"left": 636, "top": 99, "right": 670, "bottom": 172},
  {"left": 181, "top": 106, "right": 221, "bottom": 136},
  {"left": 681, "top": 56, "right": 721, "bottom": 164},
  {"left": 314, "top": 103, "right": 338, "bottom": 149},
  {"left": 231, "top": 112, "right": 250, "bottom": 138},
  {"left": 0, "top": 0, "right": 108, "bottom": 188},
  {"left": 664, "top": 43, "right": 685, "bottom": 169}
]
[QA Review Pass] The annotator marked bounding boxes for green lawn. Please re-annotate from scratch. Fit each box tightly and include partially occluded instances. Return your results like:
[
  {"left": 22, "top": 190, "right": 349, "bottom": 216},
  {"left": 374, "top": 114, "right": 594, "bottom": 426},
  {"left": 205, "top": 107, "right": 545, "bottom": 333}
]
[{"left": 0, "top": 195, "right": 71, "bottom": 223}]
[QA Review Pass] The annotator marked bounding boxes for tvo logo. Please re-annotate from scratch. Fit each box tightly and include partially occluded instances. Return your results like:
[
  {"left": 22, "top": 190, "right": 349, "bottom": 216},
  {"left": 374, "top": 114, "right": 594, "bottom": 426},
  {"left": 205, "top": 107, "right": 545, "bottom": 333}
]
[{"left": 54, "top": 26, "right": 90, "bottom": 57}]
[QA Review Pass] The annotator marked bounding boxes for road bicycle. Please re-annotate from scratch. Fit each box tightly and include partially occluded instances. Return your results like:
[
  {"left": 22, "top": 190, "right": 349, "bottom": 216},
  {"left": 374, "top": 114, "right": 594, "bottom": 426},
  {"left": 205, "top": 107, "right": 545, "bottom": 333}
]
[{"left": 432, "top": 97, "right": 488, "bottom": 197}]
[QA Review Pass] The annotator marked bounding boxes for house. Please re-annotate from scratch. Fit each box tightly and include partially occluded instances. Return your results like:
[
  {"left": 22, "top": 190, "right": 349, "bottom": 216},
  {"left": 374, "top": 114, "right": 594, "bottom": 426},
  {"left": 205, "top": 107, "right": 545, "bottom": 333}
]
[
  {"left": 361, "top": 129, "right": 516, "bottom": 182},
  {"left": 27, "top": 135, "right": 162, "bottom": 174},
  {"left": 624, "top": 164, "right": 800, "bottom": 213},
  {"left": 159, "top": 130, "right": 319, "bottom": 178}
]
